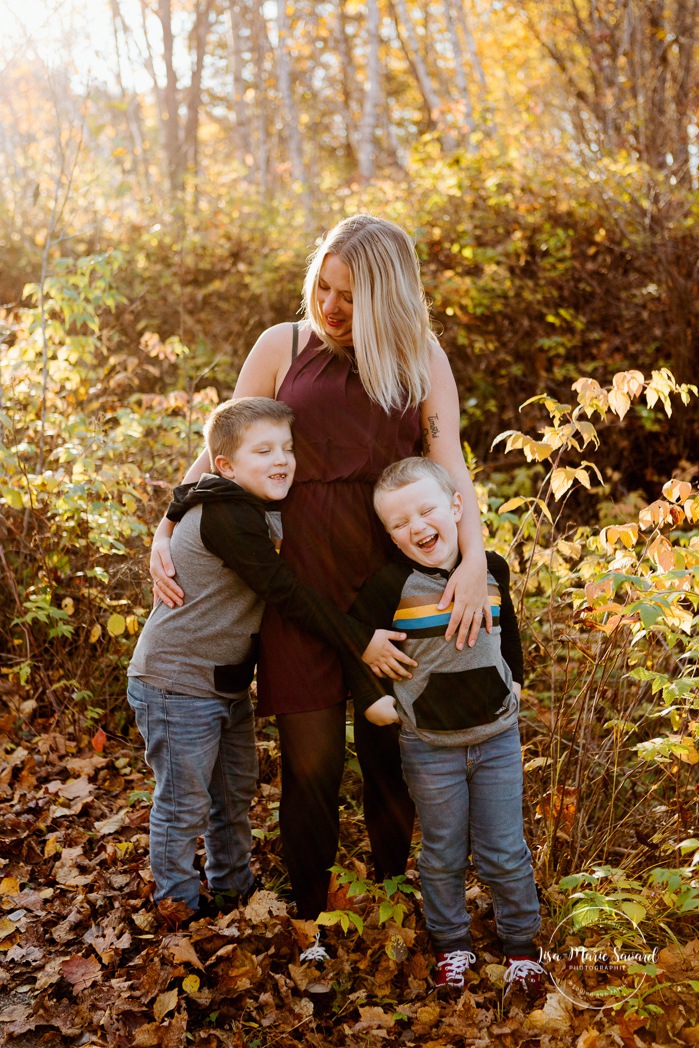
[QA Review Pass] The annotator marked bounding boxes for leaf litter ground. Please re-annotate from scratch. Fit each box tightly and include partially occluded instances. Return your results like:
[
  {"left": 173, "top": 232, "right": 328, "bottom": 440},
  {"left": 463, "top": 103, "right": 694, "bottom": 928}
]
[{"left": 1, "top": 710, "right": 698, "bottom": 1048}]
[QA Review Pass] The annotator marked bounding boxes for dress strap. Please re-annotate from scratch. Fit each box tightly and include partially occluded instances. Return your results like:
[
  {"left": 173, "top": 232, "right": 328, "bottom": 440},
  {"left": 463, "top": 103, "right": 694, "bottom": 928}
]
[{"left": 291, "top": 322, "right": 299, "bottom": 362}]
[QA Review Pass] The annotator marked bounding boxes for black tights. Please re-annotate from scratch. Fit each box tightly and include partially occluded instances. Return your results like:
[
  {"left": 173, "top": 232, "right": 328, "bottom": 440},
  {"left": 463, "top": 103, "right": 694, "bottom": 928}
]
[{"left": 277, "top": 704, "right": 415, "bottom": 919}]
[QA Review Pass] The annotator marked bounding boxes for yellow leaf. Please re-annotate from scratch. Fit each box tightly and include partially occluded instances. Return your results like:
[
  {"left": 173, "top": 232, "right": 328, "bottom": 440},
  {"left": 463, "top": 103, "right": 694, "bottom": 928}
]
[
  {"left": 663, "top": 479, "right": 692, "bottom": 503},
  {"left": 44, "top": 835, "right": 61, "bottom": 858},
  {"left": 498, "top": 497, "right": 525, "bottom": 514},
  {"left": 153, "top": 988, "right": 178, "bottom": 1022},
  {"left": 126, "top": 614, "right": 140, "bottom": 635},
  {"left": 89, "top": 624, "right": 102, "bottom": 643},
  {"left": 61, "top": 598, "right": 75, "bottom": 615},
  {"left": 608, "top": 388, "right": 631, "bottom": 420},
  {"left": 0, "top": 876, "right": 20, "bottom": 896},
  {"left": 2, "top": 487, "right": 24, "bottom": 509},
  {"left": 107, "top": 614, "right": 126, "bottom": 637},
  {"left": 551, "top": 467, "right": 576, "bottom": 500},
  {"left": 0, "top": 918, "right": 17, "bottom": 941},
  {"left": 182, "top": 974, "right": 200, "bottom": 995},
  {"left": 620, "top": 901, "right": 646, "bottom": 925}
]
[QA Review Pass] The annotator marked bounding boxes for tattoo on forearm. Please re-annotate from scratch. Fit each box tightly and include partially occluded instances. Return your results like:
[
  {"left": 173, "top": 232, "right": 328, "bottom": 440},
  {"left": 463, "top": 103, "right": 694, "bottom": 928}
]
[{"left": 423, "top": 413, "right": 439, "bottom": 453}]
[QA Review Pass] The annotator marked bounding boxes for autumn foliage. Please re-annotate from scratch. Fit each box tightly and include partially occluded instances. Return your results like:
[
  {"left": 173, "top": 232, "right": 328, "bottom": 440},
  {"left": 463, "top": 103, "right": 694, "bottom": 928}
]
[{"left": 2, "top": 0, "right": 699, "bottom": 1043}]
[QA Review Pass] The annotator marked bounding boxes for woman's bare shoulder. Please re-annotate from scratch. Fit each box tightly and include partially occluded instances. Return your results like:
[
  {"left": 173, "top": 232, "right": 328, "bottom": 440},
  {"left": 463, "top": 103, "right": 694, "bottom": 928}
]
[{"left": 235, "top": 321, "right": 312, "bottom": 397}]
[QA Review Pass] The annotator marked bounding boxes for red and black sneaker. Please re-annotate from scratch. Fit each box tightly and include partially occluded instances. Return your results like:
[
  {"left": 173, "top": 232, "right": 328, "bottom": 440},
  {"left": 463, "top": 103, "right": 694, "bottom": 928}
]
[
  {"left": 504, "top": 955, "right": 547, "bottom": 999},
  {"left": 434, "top": 949, "right": 477, "bottom": 991}
]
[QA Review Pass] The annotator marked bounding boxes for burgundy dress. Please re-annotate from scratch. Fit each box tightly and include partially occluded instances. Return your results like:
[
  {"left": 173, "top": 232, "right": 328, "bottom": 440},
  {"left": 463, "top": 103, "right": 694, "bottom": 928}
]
[{"left": 256, "top": 332, "right": 422, "bottom": 714}]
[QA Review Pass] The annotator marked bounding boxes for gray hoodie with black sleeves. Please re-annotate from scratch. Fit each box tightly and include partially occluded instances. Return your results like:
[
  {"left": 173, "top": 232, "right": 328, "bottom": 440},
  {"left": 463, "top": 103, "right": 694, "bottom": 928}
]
[{"left": 128, "top": 474, "right": 373, "bottom": 700}]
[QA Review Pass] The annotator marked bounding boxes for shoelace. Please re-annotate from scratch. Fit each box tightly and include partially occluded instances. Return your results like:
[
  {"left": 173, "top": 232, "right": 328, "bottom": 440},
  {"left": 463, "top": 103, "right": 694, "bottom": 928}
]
[
  {"left": 438, "top": 949, "right": 477, "bottom": 986},
  {"left": 299, "top": 931, "right": 329, "bottom": 964},
  {"left": 503, "top": 957, "right": 545, "bottom": 994}
]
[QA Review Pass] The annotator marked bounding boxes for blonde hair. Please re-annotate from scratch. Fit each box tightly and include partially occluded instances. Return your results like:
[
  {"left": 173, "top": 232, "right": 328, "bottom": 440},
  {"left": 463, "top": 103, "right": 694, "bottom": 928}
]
[
  {"left": 203, "top": 397, "right": 294, "bottom": 470},
  {"left": 373, "top": 457, "right": 455, "bottom": 518},
  {"left": 302, "top": 215, "right": 436, "bottom": 411}
]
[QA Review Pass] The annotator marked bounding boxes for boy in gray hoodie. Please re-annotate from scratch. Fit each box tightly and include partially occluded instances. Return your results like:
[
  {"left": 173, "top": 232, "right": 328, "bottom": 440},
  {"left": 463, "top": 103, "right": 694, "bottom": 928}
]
[{"left": 128, "top": 397, "right": 393, "bottom": 918}]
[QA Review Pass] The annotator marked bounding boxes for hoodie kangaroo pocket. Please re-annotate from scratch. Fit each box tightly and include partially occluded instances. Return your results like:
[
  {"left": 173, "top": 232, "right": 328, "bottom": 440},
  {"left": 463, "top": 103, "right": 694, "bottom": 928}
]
[{"left": 413, "top": 667, "right": 510, "bottom": 731}]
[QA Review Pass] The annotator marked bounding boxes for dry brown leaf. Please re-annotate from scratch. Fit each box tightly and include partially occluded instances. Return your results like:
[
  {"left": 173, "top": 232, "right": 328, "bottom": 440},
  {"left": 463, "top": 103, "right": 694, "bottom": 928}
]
[
  {"left": 525, "top": 991, "right": 574, "bottom": 1032},
  {"left": 357, "top": 1005, "right": 395, "bottom": 1029},
  {"left": 94, "top": 807, "right": 130, "bottom": 835},
  {"left": 58, "top": 776, "right": 94, "bottom": 800},
  {"left": 162, "top": 933, "right": 205, "bottom": 971},
  {"left": 576, "top": 1028, "right": 600, "bottom": 1048},
  {"left": 0, "top": 875, "right": 20, "bottom": 896},
  {"left": 65, "top": 755, "right": 108, "bottom": 776},
  {"left": 61, "top": 954, "right": 103, "bottom": 993},
  {"left": 153, "top": 987, "right": 178, "bottom": 1022},
  {"left": 0, "top": 1005, "right": 33, "bottom": 1025},
  {"left": 242, "top": 888, "right": 287, "bottom": 921},
  {"left": 291, "top": 917, "right": 319, "bottom": 949},
  {"left": 681, "top": 1026, "right": 699, "bottom": 1046},
  {"left": 415, "top": 1002, "right": 441, "bottom": 1028},
  {"left": 132, "top": 1022, "right": 163, "bottom": 1047}
]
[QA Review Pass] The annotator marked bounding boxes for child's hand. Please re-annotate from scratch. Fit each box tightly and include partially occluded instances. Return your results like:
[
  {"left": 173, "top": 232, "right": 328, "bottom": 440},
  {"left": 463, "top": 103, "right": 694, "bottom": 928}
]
[
  {"left": 362, "top": 629, "right": 418, "bottom": 680},
  {"left": 365, "top": 696, "right": 400, "bottom": 725}
]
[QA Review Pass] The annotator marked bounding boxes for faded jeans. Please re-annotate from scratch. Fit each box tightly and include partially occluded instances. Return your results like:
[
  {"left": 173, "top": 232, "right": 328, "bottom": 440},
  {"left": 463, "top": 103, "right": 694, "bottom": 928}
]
[
  {"left": 399, "top": 723, "right": 540, "bottom": 954},
  {"left": 127, "top": 676, "right": 258, "bottom": 909}
]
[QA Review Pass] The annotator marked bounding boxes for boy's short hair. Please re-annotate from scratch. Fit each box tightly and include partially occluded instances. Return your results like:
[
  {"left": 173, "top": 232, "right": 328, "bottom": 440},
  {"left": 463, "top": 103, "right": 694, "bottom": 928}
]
[
  {"left": 373, "top": 457, "right": 455, "bottom": 516},
  {"left": 203, "top": 397, "right": 294, "bottom": 469}
]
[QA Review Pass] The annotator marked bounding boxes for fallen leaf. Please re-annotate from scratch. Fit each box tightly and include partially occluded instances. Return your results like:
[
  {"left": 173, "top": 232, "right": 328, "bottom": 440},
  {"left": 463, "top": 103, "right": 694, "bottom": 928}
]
[
  {"left": 182, "top": 974, "right": 200, "bottom": 994},
  {"left": 0, "top": 876, "right": 20, "bottom": 896},
  {"left": 162, "top": 934, "right": 205, "bottom": 971},
  {"left": 153, "top": 987, "right": 178, "bottom": 1022},
  {"left": 57, "top": 776, "right": 94, "bottom": 800},
  {"left": 243, "top": 889, "right": 287, "bottom": 921},
  {"left": 132, "top": 1023, "right": 162, "bottom": 1047},
  {"left": 357, "top": 1005, "right": 395, "bottom": 1029},
  {"left": 92, "top": 727, "right": 107, "bottom": 753},
  {"left": 94, "top": 807, "right": 130, "bottom": 835},
  {"left": 61, "top": 954, "right": 103, "bottom": 993},
  {"left": 525, "top": 991, "right": 574, "bottom": 1032}
]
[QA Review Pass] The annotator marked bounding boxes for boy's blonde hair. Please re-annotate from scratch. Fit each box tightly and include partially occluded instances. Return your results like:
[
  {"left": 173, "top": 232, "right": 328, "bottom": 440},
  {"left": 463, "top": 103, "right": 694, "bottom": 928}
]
[
  {"left": 302, "top": 214, "right": 437, "bottom": 412},
  {"left": 203, "top": 397, "right": 294, "bottom": 471},
  {"left": 373, "top": 457, "right": 455, "bottom": 518}
]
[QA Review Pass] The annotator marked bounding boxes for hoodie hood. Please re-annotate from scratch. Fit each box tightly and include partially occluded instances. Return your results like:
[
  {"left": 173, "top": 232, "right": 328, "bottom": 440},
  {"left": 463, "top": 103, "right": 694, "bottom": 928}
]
[{"left": 166, "top": 473, "right": 268, "bottom": 523}]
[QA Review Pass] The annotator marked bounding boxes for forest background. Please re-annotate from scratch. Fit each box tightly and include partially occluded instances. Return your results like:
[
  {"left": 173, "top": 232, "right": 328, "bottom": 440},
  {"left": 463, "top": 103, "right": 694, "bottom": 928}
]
[{"left": 1, "top": 1, "right": 699, "bottom": 1046}]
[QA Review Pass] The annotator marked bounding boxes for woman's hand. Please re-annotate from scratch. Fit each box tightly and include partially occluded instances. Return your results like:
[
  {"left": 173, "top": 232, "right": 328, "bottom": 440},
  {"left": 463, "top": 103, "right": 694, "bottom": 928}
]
[
  {"left": 361, "top": 629, "right": 417, "bottom": 680},
  {"left": 438, "top": 550, "right": 491, "bottom": 650},
  {"left": 149, "top": 520, "right": 184, "bottom": 609},
  {"left": 365, "top": 695, "right": 400, "bottom": 726}
]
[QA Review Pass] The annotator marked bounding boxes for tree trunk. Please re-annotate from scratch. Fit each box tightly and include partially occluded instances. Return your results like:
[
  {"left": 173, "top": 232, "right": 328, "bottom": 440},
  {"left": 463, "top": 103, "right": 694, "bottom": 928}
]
[
  {"left": 184, "top": 0, "right": 215, "bottom": 187},
  {"left": 228, "top": 0, "right": 253, "bottom": 160},
  {"left": 358, "top": 0, "right": 380, "bottom": 180},
  {"left": 274, "top": 1, "right": 306, "bottom": 187},
  {"left": 155, "top": 0, "right": 184, "bottom": 194},
  {"left": 442, "top": 0, "right": 474, "bottom": 134}
]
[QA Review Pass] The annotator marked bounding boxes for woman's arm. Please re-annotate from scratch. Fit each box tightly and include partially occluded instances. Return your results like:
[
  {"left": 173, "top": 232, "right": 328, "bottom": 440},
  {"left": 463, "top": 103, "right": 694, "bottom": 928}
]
[
  {"left": 421, "top": 344, "right": 490, "bottom": 650},
  {"left": 149, "top": 324, "right": 293, "bottom": 607}
]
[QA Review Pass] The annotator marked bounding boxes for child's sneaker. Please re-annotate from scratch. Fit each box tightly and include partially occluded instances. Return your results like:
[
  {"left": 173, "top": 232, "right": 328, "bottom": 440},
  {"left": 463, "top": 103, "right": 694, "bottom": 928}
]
[
  {"left": 434, "top": 949, "right": 477, "bottom": 990},
  {"left": 299, "top": 930, "right": 330, "bottom": 965},
  {"left": 504, "top": 955, "right": 547, "bottom": 998}
]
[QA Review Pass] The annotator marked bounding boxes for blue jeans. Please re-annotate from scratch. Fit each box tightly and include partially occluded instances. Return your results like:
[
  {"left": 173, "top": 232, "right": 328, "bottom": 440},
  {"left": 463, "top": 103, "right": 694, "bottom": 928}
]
[
  {"left": 399, "top": 724, "right": 540, "bottom": 954},
  {"left": 127, "top": 677, "right": 258, "bottom": 909}
]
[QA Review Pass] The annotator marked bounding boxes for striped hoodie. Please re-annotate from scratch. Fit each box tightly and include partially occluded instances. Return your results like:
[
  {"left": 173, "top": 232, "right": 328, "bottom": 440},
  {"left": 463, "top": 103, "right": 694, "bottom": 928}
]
[{"left": 347, "top": 551, "right": 523, "bottom": 747}]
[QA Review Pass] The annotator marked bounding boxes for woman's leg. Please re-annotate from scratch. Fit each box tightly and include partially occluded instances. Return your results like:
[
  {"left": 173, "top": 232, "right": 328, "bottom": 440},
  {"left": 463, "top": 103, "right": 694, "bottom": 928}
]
[
  {"left": 277, "top": 705, "right": 346, "bottom": 919},
  {"left": 354, "top": 713, "right": 415, "bottom": 881}
]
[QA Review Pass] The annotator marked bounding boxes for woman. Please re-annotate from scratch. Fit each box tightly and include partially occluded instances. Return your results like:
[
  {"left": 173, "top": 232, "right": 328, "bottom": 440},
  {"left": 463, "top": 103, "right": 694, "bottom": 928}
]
[{"left": 150, "top": 215, "right": 489, "bottom": 926}]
